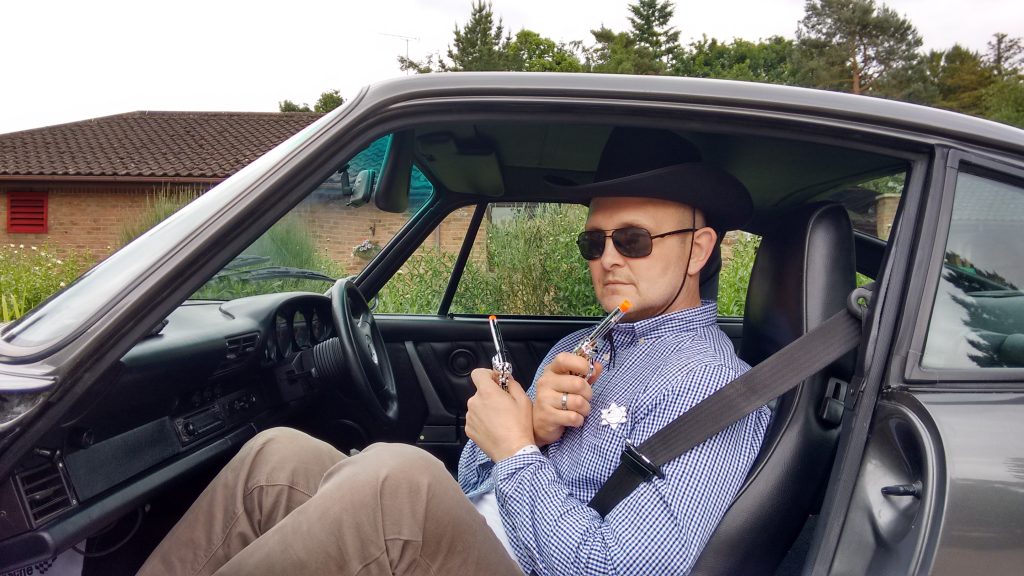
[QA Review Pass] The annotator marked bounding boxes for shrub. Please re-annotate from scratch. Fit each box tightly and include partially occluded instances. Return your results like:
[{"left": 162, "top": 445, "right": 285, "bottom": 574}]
[
  {"left": 378, "top": 204, "right": 603, "bottom": 316},
  {"left": 118, "top": 185, "right": 204, "bottom": 246},
  {"left": 718, "top": 233, "right": 760, "bottom": 317},
  {"left": 193, "top": 215, "right": 344, "bottom": 300},
  {"left": 0, "top": 244, "right": 89, "bottom": 322}
]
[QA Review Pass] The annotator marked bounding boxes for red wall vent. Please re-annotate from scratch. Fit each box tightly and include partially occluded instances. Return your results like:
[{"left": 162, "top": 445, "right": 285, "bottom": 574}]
[{"left": 7, "top": 191, "right": 48, "bottom": 234}]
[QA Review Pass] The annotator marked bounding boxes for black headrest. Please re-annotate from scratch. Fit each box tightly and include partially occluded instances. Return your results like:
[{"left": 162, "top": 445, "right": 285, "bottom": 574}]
[{"left": 741, "top": 203, "right": 856, "bottom": 366}]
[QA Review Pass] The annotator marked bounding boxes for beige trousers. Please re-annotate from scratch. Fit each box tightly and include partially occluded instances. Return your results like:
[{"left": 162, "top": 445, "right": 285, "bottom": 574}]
[{"left": 138, "top": 428, "right": 522, "bottom": 576}]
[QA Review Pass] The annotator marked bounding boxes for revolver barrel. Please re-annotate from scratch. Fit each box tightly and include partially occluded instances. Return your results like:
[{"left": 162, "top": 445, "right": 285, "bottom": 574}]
[{"left": 573, "top": 300, "right": 631, "bottom": 378}]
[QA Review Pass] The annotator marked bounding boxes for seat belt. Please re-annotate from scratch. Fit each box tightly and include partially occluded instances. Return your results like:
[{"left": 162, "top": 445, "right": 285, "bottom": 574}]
[{"left": 588, "top": 286, "right": 871, "bottom": 517}]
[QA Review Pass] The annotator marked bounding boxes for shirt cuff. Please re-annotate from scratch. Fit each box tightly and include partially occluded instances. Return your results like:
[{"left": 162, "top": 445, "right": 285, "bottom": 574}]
[{"left": 494, "top": 445, "right": 545, "bottom": 484}]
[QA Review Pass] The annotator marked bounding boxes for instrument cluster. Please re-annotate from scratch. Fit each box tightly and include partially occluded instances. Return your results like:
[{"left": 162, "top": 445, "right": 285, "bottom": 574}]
[{"left": 265, "top": 300, "right": 334, "bottom": 362}]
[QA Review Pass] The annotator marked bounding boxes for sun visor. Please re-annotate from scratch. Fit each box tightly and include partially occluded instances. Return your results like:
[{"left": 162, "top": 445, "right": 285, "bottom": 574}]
[
  {"left": 416, "top": 132, "right": 505, "bottom": 197},
  {"left": 373, "top": 130, "right": 414, "bottom": 213}
]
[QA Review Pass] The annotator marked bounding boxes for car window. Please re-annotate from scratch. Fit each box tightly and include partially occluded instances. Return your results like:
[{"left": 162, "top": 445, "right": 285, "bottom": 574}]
[
  {"left": 824, "top": 172, "right": 905, "bottom": 241},
  {"left": 922, "top": 171, "right": 1024, "bottom": 369},
  {"left": 376, "top": 202, "right": 768, "bottom": 318},
  {"left": 375, "top": 207, "right": 483, "bottom": 314},
  {"left": 450, "top": 203, "right": 602, "bottom": 317},
  {"left": 192, "top": 135, "right": 434, "bottom": 301},
  {"left": 718, "top": 231, "right": 761, "bottom": 317}
]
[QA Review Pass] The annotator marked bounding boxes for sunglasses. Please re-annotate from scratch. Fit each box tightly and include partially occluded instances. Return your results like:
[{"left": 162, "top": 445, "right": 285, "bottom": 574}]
[{"left": 576, "top": 227, "right": 697, "bottom": 260}]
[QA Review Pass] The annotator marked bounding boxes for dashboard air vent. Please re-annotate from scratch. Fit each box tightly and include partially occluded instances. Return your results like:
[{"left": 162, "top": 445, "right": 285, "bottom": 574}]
[
  {"left": 217, "top": 333, "right": 260, "bottom": 373},
  {"left": 16, "top": 460, "right": 76, "bottom": 526}
]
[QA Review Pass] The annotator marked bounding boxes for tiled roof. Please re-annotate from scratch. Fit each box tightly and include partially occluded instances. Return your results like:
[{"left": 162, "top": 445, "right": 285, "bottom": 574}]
[{"left": 0, "top": 111, "right": 323, "bottom": 180}]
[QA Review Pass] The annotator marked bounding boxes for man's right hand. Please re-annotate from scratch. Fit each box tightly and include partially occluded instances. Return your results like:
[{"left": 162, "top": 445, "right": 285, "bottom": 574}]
[{"left": 532, "top": 352, "right": 602, "bottom": 447}]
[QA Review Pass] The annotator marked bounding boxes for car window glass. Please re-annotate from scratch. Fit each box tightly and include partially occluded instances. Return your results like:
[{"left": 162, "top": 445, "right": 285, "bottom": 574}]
[
  {"left": 824, "top": 172, "right": 905, "bottom": 241},
  {"left": 375, "top": 207, "right": 481, "bottom": 314},
  {"left": 419, "top": 203, "right": 767, "bottom": 319},
  {"left": 718, "top": 231, "right": 761, "bottom": 317},
  {"left": 451, "top": 203, "right": 602, "bottom": 317},
  {"left": 192, "top": 136, "right": 434, "bottom": 301},
  {"left": 922, "top": 171, "right": 1024, "bottom": 369}
]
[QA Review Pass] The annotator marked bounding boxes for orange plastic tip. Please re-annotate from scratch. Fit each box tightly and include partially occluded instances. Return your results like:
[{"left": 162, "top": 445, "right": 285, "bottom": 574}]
[
  {"left": 619, "top": 300, "right": 632, "bottom": 312},
  {"left": 488, "top": 315, "right": 497, "bottom": 321}
]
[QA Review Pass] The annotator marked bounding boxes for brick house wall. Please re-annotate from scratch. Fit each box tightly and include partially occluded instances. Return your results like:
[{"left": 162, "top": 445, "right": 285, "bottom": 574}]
[
  {"left": 302, "top": 200, "right": 483, "bottom": 275},
  {"left": 0, "top": 184, "right": 182, "bottom": 256},
  {"left": 0, "top": 181, "right": 478, "bottom": 275}
]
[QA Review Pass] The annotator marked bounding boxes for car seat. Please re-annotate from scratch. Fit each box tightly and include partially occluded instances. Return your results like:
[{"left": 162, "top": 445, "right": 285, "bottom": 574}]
[{"left": 691, "top": 202, "right": 857, "bottom": 575}]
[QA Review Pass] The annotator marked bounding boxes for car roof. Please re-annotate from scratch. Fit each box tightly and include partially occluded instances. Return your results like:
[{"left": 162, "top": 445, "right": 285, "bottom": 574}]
[{"left": 364, "top": 72, "right": 1024, "bottom": 157}]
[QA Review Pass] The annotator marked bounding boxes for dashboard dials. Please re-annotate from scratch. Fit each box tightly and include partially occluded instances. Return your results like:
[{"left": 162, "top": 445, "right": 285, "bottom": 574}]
[
  {"left": 276, "top": 313, "right": 290, "bottom": 354},
  {"left": 268, "top": 300, "right": 334, "bottom": 362},
  {"left": 311, "top": 310, "right": 327, "bottom": 342},
  {"left": 293, "top": 310, "right": 310, "bottom": 348}
]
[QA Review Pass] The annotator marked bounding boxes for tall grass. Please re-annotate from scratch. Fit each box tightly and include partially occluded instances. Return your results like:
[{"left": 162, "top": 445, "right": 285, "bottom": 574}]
[
  {"left": 380, "top": 213, "right": 764, "bottom": 318},
  {"left": 718, "top": 233, "right": 760, "bottom": 317},
  {"left": 0, "top": 244, "right": 89, "bottom": 322},
  {"left": 192, "top": 215, "right": 344, "bottom": 300},
  {"left": 118, "top": 185, "right": 204, "bottom": 246},
  {"left": 378, "top": 204, "right": 603, "bottom": 316}
]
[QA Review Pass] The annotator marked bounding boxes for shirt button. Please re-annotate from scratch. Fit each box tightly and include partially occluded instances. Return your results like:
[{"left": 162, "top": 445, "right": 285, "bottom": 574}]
[{"left": 638, "top": 338, "right": 645, "bottom": 344}]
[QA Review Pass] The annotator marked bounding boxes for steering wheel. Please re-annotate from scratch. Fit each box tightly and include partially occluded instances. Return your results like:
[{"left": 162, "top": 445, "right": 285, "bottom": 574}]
[{"left": 321, "top": 278, "right": 399, "bottom": 426}]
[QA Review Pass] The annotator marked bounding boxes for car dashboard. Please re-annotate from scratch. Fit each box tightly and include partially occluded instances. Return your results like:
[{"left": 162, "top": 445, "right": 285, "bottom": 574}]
[{"left": 0, "top": 292, "right": 336, "bottom": 570}]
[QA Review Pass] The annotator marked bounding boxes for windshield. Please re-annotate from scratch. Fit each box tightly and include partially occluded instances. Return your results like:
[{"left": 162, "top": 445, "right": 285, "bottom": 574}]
[{"left": 191, "top": 135, "right": 434, "bottom": 301}]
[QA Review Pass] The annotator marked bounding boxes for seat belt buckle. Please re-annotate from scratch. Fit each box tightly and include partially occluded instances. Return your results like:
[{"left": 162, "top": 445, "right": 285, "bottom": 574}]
[{"left": 621, "top": 440, "right": 664, "bottom": 481}]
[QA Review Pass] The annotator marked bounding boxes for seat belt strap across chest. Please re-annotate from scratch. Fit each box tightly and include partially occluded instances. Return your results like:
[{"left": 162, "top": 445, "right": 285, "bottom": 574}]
[{"left": 588, "top": 287, "right": 870, "bottom": 517}]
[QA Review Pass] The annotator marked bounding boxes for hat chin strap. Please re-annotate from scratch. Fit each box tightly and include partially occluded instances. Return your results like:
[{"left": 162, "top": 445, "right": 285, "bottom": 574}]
[{"left": 654, "top": 210, "right": 696, "bottom": 318}]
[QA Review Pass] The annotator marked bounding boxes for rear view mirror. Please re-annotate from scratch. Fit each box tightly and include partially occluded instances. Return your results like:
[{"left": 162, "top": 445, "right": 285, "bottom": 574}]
[{"left": 347, "top": 169, "right": 377, "bottom": 207}]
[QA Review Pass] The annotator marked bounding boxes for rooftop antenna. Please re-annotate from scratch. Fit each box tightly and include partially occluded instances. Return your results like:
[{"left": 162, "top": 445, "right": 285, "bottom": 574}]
[{"left": 380, "top": 33, "right": 421, "bottom": 74}]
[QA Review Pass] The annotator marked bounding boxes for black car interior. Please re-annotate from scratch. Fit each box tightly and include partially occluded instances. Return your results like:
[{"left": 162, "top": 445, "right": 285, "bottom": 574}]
[
  {"left": 0, "top": 116, "right": 909, "bottom": 574},
  {"left": 692, "top": 202, "right": 856, "bottom": 575}
]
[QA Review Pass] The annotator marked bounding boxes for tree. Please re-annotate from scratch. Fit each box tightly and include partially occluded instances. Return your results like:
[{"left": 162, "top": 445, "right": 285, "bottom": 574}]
[
  {"left": 446, "top": 0, "right": 511, "bottom": 71},
  {"left": 397, "top": 1, "right": 511, "bottom": 72},
  {"left": 278, "top": 100, "right": 312, "bottom": 113},
  {"left": 794, "top": 0, "right": 923, "bottom": 96},
  {"left": 313, "top": 89, "right": 345, "bottom": 113},
  {"left": 398, "top": 4, "right": 580, "bottom": 74},
  {"left": 506, "top": 30, "right": 583, "bottom": 72},
  {"left": 983, "top": 77, "right": 1024, "bottom": 128},
  {"left": 674, "top": 35, "right": 796, "bottom": 84},
  {"left": 930, "top": 45, "right": 995, "bottom": 116},
  {"left": 986, "top": 33, "right": 1024, "bottom": 79},
  {"left": 588, "top": 0, "right": 680, "bottom": 75},
  {"left": 627, "top": 0, "right": 680, "bottom": 75},
  {"left": 588, "top": 26, "right": 638, "bottom": 74},
  {"left": 398, "top": 53, "right": 440, "bottom": 74},
  {"left": 279, "top": 90, "right": 345, "bottom": 114}
]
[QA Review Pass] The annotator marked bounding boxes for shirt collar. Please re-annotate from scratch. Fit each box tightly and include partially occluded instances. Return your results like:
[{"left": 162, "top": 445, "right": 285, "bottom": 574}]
[{"left": 611, "top": 299, "right": 718, "bottom": 342}]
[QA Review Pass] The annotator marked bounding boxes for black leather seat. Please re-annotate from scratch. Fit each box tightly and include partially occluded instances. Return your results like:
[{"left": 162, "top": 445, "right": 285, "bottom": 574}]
[{"left": 691, "top": 203, "right": 856, "bottom": 575}]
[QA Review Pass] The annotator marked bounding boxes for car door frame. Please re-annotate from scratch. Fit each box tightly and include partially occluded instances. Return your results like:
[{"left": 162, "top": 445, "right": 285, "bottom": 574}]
[{"left": 809, "top": 145, "right": 1024, "bottom": 575}]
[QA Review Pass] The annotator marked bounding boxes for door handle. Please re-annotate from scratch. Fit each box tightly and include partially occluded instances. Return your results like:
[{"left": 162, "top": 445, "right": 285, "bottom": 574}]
[{"left": 880, "top": 480, "right": 921, "bottom": 498}]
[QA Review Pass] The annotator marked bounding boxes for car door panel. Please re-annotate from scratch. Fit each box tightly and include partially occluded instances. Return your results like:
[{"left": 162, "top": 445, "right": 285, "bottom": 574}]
[
  {"left": 916, "top": 391, "right": 1024, "bottom": 575},
  {"left": 378, "top": 315, "right": 747, "bottom": 468},
  {"left": 377, "top": 316, "right": 593, "bottom": 464},
  {"left": 828, "top": 392, "right": 943, "bottom": 576}
]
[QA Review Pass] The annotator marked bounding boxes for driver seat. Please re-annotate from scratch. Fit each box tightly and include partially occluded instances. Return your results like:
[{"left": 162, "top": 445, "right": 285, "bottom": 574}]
[{"left": 691, "top": 202, "right": 856, "bottom": 575}]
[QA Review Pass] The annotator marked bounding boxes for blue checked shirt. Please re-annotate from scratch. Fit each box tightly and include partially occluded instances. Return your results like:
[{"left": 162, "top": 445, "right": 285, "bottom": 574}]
[{"left": 458, "top": 301, "right": 771, "bottom": 575}]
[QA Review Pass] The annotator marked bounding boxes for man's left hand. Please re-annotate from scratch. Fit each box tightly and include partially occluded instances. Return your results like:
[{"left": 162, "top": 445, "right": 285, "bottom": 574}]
[{"left": 465, "top": 368, "right": 536, "bottom": 462}]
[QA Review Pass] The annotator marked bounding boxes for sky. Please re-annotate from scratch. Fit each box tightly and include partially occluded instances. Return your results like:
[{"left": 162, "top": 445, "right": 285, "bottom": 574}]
[{"left": 1, "top": 0, "right": 1021, "bottom": 135}]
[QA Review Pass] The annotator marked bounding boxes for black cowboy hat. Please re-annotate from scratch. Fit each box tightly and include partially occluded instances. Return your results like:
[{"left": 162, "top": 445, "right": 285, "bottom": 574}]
[{"left": 547, "top": 127, "right": 753, "bottom": 232}]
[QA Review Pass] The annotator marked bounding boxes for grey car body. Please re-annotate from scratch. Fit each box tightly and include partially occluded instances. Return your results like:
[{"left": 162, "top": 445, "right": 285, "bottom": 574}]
[{"left": 0, "top": 73, "right": 1022, "bottom": 574}]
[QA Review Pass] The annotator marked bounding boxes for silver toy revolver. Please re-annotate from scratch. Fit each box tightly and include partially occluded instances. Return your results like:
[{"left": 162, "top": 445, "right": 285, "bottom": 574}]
[
  {"left": 488, "top": 315, "right": 512, "bottom": 392},
  {"left": 573, "top": 299, "right": 631, "bottom": 378}
]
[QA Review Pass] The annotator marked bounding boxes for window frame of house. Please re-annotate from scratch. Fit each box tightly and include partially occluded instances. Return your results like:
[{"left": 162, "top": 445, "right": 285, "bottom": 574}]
[{"left": 6, "top": 191, "right": 49, "bottom": 234}]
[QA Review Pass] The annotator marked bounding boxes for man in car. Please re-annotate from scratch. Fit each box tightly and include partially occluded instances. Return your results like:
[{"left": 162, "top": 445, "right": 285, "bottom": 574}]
[{"left": 139, "top": 128, "right": 770, "bottom": 576}]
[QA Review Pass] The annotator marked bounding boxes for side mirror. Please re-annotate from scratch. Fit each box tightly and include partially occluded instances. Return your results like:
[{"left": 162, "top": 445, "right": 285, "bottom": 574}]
[{"left": 347, "top": 169, "right": 377, "bottom": 207}]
